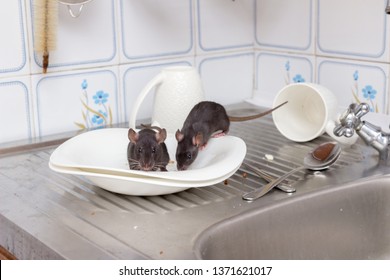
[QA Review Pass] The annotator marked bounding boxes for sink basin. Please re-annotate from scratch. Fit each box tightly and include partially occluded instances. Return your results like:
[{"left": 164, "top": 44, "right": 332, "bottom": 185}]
[{"left": 194, "top": 176, "right": 390, "bottom": 260}]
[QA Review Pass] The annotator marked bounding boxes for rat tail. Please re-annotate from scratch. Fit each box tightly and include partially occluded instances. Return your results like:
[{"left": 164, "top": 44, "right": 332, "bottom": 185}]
[{"left": 228, "top": 101, "right": 288, "bottom": 122}]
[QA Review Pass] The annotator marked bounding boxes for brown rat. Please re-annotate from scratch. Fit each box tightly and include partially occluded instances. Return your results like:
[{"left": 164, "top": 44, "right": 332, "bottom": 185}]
[
  {"left": 127, "top": 127, "right": 170, "bottom": 171},
  {"left": 175, "top": 101, "right": 287, "bottom": 170}
]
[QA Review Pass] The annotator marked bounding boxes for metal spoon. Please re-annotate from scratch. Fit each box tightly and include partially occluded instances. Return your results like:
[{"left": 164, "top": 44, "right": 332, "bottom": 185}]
[{"left": 242, "top": 142, "right": 341, "bottom": 201}]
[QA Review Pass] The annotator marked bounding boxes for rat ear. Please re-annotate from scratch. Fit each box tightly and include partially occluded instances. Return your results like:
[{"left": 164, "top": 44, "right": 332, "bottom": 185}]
[
  {"left": 175, "top": 129, "right": 184, "bottom": 142},
  {"left": 192, "top": 132, "right": 203, "bottom": 147},
  {"left": 156, "top": 128, "right": 167, "bottom": 144},
  {"left": 128, "top": 128, "right": 138, "bottom": 143}
]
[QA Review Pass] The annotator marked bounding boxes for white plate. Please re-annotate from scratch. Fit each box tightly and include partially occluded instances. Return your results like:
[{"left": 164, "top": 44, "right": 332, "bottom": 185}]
[
  {"left": 50, "top": 128, "right": 247, "bottom": 182},
  {"left": 49, "top": 162, "right": 240, "bottom": 196}
]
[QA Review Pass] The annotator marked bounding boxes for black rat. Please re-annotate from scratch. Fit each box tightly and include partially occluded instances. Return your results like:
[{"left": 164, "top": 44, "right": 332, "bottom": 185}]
[
  {"left": 175, "top": 101, "right": 287, "bottom": 170},
  {"left": 127, "top": 127, "right": 170, "bottom": 171}
]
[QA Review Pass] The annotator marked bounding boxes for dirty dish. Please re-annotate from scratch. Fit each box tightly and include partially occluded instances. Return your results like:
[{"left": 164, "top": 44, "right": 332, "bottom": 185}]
[
  {"left": 50, "top": 128, "right": 246, "bottom": 182},
  {"left": 49, "top": 162, "right": 240, "bottom": 196},
  {"left": 49, "top": 128, "right": 246, "bottom": 195}
]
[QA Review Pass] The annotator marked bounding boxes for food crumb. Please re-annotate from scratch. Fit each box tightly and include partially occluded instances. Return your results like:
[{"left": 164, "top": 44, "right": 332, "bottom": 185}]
[
  {"left": 242, "top": 172, "right": 247, "bottom": 178},
  {"left": 224, "top": 179, "right": 229, "bottom": 185},
  {"left": 160, "top": 251, "right": 164, "bottom": 255},
  {"left": 265, "top": 154, "right": 274, "bottom": 161}
]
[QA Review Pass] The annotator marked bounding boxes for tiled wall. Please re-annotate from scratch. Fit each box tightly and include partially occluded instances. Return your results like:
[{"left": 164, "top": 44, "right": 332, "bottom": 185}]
[
  {"left": 255, "top": 0, "right": 390, "bottom": 113},
  {"left": 1, "top": 0, "right": 389, "bottom": 144}
]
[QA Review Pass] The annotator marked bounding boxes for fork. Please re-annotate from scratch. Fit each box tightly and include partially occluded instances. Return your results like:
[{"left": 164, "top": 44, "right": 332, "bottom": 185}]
[{"left": 242, "top": 163, "right": 296, "bottom": 193}]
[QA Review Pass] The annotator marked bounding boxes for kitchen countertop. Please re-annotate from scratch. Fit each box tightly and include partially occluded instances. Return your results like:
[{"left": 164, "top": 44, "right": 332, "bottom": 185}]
[{"left": 0, "top": 104, "right": 385, "bottom": 259}]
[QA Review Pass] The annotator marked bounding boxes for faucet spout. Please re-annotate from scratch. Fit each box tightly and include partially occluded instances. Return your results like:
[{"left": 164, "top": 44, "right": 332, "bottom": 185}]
[
  {"left": 358, "top": 121, "right": 390, "bottom": 163},
  {"left": 334, "top": 103, "right": 390, "bottom": 165}
]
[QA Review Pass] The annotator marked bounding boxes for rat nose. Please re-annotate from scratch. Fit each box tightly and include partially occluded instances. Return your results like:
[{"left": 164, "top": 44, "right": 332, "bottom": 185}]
[
  {"left": 142, "top": 163, "right": 153, "bottom": 171},
  {"left": 177, "top": 165, "right": 188, "bottom": 171}
]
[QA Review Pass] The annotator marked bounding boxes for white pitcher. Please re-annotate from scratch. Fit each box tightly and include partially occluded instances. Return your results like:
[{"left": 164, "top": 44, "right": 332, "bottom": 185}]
[{"left": 129, "top": 66, "right": 205, "bottom": 133}]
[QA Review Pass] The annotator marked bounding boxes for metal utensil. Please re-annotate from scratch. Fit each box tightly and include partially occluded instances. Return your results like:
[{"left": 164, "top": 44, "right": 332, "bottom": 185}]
[
  {"left": 58, "top": 0, "right": 93, "bottom": 18},
  {"left": 242, "top": 142, "right": 341, "bottom": 201},
  {"left": 243, "top": 163, "right": 296, "bottom": 193}
]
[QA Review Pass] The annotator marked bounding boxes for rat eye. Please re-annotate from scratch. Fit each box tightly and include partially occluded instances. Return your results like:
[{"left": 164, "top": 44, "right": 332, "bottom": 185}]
[
  {"left": 186, "top": 153, "right": 192, "bottom": 160},
  {"left": 152, "top": 147, "right": 156, "bottom": 154},
  {"left": 137, "top": 147, "right": 142, "bottom": 154}
]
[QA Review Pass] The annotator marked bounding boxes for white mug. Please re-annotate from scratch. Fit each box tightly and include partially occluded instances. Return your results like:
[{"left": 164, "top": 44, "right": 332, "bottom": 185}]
[
  {"left": 129, "top": 66, "right": 205, "bottom": 133},
  {"left": 272, "top": 83, "right": 358, "bottom": 144}
]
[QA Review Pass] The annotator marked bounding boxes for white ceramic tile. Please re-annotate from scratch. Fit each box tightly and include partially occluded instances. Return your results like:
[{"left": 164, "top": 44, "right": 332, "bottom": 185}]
[
  {"left": 33, "top": 67, "right": 120, "bottom": 137},
  {"left": 0, "top": 0, "right": 29, "bottom": 76},
  {"left": 197, "top": 52, "right": 254, "bottom": 105},
  {"left": 255, "top": 0, "right": 313, "bottom": 53},
  {"left": 197, "top": 0, "right": 254, "bottom": 53},
  {"left": 0, "top": 77, "right": 32, "bottom": 143},
  {"left": 317, "top": 0, "right": 389, "bottom": 61},
  {"left": 121, "top": 59, "right": 194, "bottom": 124},
  {"left": 27, "top": 0, "right": 118, "bottom": 74},
  {"left": 253, "top": 52, "right": 314, "bottom": 106},
  {"left": 317, "top": 58, "right": 388, "bottom": 114},
  {"left": 120, "top": 0, "right": 194, "bottom": 62}
]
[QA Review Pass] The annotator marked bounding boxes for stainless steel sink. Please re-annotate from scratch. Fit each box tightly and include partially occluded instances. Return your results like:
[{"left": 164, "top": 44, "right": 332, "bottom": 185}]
[
  {"left": 1, "top": 103, "right": 390, "bottom": 259},
  {"left": 194, "top": 176, "right": 390, "bottom": 260}
]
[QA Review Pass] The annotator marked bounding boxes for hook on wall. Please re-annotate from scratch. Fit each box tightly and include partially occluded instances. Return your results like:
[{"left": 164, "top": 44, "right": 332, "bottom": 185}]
[{"left": 58, "top": 0, "right": 93, "bottom": 18}]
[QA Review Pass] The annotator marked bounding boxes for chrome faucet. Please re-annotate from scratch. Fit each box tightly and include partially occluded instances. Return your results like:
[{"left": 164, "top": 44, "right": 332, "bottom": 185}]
[{"left": 334, "top": 103, "right": 390, "bottom": 165}]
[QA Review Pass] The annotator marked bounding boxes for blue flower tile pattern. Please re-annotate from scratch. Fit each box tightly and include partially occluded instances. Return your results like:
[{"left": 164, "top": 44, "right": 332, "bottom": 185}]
[
  {"left": 362, "top": 85, "right": 377, "bottom": 100},
  {"left": 93, "top": 91, "right": 109, "bottom": 104},
  {"left": 284, "top": 60, "right": 306, "bottom": 84},
  {"left": 75, "top": 79, "right": 113, "bottom": 129},
  {"left": 292, "top": 74, "right": 305, "bottom": 83},
  {"left": 351, "top": 70, "right": 378, "bottom": 112}
]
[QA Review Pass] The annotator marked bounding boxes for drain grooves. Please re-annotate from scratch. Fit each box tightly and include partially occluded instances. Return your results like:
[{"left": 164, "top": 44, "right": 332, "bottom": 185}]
[{"left": 0, "top": 117, "right": 365, "bottom": 216}]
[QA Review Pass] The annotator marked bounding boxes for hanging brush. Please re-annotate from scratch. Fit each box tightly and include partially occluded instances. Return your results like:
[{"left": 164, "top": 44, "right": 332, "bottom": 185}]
[{"left": 34, "top": 0, "right": 58, "bottom": 74}]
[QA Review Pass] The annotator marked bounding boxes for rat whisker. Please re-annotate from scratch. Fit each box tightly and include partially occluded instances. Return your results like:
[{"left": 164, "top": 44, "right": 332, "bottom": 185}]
[
  {"left": 154, "top": 162, "right": 169, "bottom": 166},
  {"left": 152, "top": 164, "right": 169, "bottom": 171},
  {"left": 129, "top": 162, "right": 141, "bottom": 170}
]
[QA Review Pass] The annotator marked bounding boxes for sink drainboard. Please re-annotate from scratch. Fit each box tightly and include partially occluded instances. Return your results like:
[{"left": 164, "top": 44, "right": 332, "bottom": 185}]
[{"left": 0, "top": 117, "right": 364, "bottom": 217}]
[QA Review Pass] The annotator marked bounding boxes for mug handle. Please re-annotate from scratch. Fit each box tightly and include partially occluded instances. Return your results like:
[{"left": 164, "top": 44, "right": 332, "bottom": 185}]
[{"left": 128, "top": 73, "right": 164, "bottom": 129}]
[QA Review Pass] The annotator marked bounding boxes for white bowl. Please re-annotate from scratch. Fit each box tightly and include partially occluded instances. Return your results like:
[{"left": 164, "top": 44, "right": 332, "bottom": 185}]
[
  {"left": 49, "top": 162, "right": 241, "bottom": 196},
  {"left": 49, "top": 128, "right": 247, "bottom": 195}
]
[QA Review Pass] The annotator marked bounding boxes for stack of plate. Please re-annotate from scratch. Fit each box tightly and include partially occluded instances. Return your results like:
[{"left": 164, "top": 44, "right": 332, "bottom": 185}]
[{"left": 49, "top": 128, "right": 247, "bottom": 196}]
